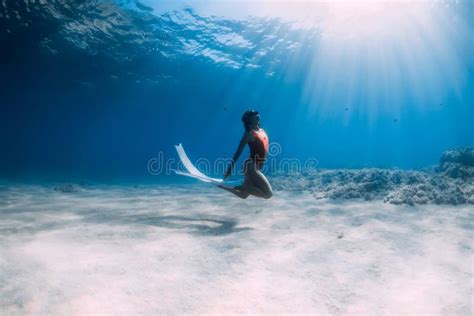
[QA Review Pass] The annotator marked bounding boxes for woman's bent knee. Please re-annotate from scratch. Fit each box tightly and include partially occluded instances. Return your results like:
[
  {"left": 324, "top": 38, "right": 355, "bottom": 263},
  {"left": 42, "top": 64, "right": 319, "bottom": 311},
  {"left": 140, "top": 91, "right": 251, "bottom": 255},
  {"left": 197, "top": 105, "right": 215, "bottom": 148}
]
[{"left": 263, "top": 190, "right": 273, "bottom": 199}]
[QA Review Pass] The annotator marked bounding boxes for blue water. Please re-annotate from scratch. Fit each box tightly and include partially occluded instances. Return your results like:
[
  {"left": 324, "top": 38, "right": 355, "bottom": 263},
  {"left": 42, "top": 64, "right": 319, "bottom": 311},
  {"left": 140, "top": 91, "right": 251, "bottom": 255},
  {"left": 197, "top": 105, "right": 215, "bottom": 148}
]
[{"left": 1, "top": 1, "right": 473, "bottom": 182}]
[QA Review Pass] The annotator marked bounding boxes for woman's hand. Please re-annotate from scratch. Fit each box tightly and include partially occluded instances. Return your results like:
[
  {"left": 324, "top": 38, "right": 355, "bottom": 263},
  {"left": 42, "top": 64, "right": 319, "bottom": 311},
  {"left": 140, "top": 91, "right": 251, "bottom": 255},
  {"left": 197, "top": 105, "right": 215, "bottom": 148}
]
[{"left": 223, "top": 163, "right": 233, "bottom": 180}]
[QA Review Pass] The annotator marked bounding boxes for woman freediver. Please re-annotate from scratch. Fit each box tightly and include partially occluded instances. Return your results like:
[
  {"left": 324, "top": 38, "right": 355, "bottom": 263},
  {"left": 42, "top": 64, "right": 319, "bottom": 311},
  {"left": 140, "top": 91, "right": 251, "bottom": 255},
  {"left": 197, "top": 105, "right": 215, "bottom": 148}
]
[{"left": 217, "top": 110, "right": 273, "bottom": 199}]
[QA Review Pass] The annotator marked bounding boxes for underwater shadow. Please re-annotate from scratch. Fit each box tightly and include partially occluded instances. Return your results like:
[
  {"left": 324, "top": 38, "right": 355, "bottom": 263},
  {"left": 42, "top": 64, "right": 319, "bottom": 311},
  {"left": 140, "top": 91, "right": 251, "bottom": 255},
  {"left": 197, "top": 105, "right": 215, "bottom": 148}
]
[
  {"left": 81, "top": 211, "right": 253, "bottom": 236},
  {"left": 128, "top": 214, "right": 253, "bottom": 236}
]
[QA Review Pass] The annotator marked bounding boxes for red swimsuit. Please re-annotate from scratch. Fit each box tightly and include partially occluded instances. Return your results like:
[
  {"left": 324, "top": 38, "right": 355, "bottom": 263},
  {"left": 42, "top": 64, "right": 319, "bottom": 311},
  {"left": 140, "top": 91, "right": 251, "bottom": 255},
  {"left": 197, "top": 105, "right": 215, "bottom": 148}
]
[{"left": 249, "top": 128, "right": 269, "bottom": 169}]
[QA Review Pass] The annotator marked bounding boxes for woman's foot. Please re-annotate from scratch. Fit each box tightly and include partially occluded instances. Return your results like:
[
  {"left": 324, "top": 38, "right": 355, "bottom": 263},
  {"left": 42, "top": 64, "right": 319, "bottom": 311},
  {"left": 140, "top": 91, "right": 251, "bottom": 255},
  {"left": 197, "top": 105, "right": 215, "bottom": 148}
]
[{"left": 217, "top": 184, "right": 249, "bottom": 199}]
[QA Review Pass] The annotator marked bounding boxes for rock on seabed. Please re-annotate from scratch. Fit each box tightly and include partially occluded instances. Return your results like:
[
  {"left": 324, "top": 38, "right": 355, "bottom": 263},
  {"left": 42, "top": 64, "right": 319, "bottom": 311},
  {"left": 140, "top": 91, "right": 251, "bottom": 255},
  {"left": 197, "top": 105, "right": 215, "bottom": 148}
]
[{"left": 271, "top": 147, "right": 474, "bottom": 206}]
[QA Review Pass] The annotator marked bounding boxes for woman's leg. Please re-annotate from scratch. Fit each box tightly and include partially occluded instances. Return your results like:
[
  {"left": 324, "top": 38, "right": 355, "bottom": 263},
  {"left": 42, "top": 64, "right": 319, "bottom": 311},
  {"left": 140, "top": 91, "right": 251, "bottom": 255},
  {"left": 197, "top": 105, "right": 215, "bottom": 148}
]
[
  {"left": 217, "top": 163, "right": 252, "bottom": 199},
  {"left": 238, "top": 160, "right": 273, "bottom": 199},
  {"left": 218, "top": 160, "right": 272, "bottom": 199},
  {"left": 216, "top": 184, "right": 249, "bottom": 199},
  {"left": 247, "top": 162, "right": 273, "bottom": 199}
]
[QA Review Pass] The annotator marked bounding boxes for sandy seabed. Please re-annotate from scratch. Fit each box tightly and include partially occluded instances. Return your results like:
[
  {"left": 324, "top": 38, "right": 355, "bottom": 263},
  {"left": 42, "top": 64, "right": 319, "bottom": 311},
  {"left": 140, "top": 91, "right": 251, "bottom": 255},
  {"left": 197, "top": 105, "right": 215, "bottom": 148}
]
[{"left": 0, "top": 184, "right": 472, "bottom": 315}]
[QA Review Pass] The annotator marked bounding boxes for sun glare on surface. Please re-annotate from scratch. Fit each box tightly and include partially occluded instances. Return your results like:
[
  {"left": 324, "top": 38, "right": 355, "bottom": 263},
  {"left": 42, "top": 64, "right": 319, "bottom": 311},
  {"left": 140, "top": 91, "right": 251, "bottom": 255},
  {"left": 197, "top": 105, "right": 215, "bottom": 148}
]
[
  {"left": 285, "top": 0, "right": 469, "bottom": 120},
  {"left": 143, "top": 0, "right": 470, "bottom": 120}
]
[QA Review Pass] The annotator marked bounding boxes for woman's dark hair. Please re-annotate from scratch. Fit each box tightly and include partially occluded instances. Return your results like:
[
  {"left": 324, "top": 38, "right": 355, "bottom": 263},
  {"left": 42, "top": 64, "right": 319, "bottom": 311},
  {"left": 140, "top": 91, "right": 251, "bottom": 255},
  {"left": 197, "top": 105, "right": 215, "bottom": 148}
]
[
  {"left": 242, "top": 110, "right": 260, "bottom": 124},
  {"left": 242, "top": 110, "right": 260, "bottom": 131}
]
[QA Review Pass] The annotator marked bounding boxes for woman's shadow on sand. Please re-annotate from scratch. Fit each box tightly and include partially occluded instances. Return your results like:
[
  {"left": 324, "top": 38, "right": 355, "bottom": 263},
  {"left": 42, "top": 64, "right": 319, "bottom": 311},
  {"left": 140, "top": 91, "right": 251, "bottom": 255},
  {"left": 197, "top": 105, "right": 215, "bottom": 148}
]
[{"left": 82, "top": 211, "right": 253, "bottom": 236}]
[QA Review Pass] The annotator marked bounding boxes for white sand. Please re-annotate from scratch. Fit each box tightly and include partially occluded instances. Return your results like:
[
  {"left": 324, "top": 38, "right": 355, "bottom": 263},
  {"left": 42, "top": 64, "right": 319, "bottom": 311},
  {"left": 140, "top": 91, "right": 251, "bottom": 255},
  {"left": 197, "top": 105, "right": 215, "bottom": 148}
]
[{"left": 0, "top": 185, "right": 472, "bottom": 315}]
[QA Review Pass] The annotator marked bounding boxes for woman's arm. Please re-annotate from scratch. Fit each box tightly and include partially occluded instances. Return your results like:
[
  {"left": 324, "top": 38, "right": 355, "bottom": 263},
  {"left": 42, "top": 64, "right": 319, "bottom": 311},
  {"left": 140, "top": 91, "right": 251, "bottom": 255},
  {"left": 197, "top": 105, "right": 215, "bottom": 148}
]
[{"left": 224, "top": 132, "right": 250, "bottom": 179}]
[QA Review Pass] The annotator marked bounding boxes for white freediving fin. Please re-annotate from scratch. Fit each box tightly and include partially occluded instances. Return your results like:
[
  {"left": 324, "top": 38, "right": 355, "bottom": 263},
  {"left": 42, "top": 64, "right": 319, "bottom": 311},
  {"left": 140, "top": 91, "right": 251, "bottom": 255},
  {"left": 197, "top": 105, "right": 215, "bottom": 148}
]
[{"left": 174, "top": 143, "right": 224, "bottom": 183}]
